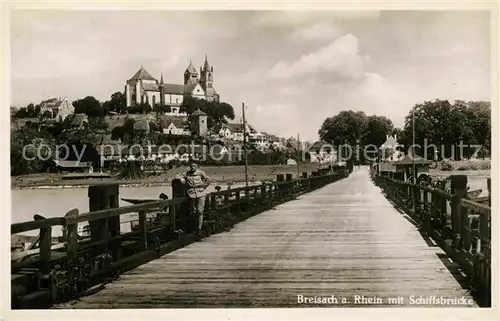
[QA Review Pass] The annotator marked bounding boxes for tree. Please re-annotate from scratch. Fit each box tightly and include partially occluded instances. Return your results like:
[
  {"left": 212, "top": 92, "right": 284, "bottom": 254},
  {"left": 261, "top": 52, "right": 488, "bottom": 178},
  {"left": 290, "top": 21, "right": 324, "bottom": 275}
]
[
  {"left": 73, "top": 96, "right": 103, "bottom": 117},
  {"left": 399, "top": 99, "right": 491, "bottom": 160},
  {"left": 181, "top": 96, "right": 235, "bottom": 127},
  {"left": 26, "top": 104, "right": 35, "bottom": 117},
  {"left": 361, "top": 115, "right": 394, "bottom": 148},
  {"left": 102, "top": 100, "right": 112, "bottom": 115},
  {"left": 10, "top": 127, "right": 56, "bottom": 175},
  {"left": 14, "top": 108, "right": 29, "bottom": 118},
  {"left": 318, "top": 110, "right": 369, "bottom": 146},
  {"left": 109, "top": 91, "right": 127, "bottom": 114}
]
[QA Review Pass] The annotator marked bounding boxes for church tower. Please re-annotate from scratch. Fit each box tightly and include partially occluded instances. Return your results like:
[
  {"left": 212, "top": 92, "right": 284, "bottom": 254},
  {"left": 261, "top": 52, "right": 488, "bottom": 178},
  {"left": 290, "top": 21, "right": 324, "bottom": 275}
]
[
  {"left": 159, "top": 74, "right": 165, "bottom": 106},
  {"left": 184, "top": 60, "right": 199, "bottom": 85},
  {"left": 200, "top": 54, "right": 214, "bottom": 92}
]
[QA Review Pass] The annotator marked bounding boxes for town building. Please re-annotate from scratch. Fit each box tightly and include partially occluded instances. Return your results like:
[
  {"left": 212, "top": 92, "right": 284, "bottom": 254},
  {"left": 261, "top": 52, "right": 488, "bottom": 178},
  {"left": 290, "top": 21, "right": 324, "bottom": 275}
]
[
  {"left": 39, "top": 97, "right": 74, "bottom": 122},
  {"left": 160, "top": 115, "right": 190, "bottom": 136},
  {"left": 379, "top": 135, "right": 403, "bottom": 162},
  {"left": 308, "top": 141, "right": 337, "bottom": 164},
  {"left": 125, "top": 56, "right": 219, "bottom": 108}
]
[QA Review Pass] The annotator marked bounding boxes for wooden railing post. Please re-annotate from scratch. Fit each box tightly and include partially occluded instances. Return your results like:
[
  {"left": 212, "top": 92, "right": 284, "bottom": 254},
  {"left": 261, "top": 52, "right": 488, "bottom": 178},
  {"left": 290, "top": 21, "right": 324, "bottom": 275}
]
[
  {"left": 235, "top": 191, "right": 241, "bottom": 215},
  {"left": 487, "top": 178, "right": 491, "bottom": 207},
  {"left": 88, "top": 184, "right": 119, "bottom": 256},
  {"left": 285, "top": 173, "right": 293, "bottom": 196},
  {"left": 39, "top": 226, "right": 52, "bottom": 274},
  {"left": 138, "top": 211, "right": 147, "bottom": 250},
  {"left": 450, "top": 175, "right": 467, "bottom": 248},
  {"left": 172, "top": 178, "right": 189, "bottom": 235},
  {"left": 209, "top": 195, "right": 217, "bottom": 232},
  {"left": 65, "top": 221, "right": 79, "bottom": 288},
  {"left": 422, "top": 190, "right": 429, "bottom": 228}
]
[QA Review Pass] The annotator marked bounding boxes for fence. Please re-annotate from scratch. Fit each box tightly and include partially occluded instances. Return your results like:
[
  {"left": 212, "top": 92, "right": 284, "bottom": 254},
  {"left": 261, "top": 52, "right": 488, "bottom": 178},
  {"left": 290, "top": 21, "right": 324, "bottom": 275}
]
[
  {"left": 11, "top": 169, "right": 347, "bottom": 309},
  {"left": 372, "top": 170, "right": 491, "bottom": 307}
]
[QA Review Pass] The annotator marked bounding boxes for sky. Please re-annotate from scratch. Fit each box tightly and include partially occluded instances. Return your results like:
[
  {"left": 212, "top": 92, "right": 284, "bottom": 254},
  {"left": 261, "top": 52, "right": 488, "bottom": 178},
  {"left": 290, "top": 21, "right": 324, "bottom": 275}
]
[{"left": 10, "top": 10, "right": 491, "bottom": 141}]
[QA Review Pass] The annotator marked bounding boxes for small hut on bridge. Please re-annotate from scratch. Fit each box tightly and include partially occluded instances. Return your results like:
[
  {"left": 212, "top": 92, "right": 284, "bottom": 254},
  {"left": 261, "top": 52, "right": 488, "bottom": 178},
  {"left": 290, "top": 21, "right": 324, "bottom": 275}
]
[{"left": 394, "top": 152, "right": 433, "bottom": 182}]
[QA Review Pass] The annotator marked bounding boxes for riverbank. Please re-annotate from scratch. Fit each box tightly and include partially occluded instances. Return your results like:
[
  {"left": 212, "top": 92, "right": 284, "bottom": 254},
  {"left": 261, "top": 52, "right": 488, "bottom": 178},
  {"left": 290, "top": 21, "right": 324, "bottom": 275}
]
[{"left": 11, "top": 164, "right": 320, "bottom": 190}]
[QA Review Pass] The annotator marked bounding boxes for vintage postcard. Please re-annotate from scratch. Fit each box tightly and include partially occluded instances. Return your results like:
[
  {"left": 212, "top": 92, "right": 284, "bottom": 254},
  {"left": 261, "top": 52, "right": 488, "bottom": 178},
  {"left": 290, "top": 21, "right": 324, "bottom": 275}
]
[{"left": 2, "top": 1, "right": 498, "bottom": 320}]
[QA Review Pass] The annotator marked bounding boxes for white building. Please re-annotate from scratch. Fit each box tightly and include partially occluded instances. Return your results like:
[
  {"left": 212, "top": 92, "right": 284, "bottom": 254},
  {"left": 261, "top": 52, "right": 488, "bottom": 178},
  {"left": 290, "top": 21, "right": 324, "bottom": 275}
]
[
  {"left": 308, "top": 141, "right": 337, "bottom": 164},
  {"left": 125, "top": 56, "right": 219, "bottom": 108},
  {"left": 39, "top": 97, "right": 74, "bottom": 122}
]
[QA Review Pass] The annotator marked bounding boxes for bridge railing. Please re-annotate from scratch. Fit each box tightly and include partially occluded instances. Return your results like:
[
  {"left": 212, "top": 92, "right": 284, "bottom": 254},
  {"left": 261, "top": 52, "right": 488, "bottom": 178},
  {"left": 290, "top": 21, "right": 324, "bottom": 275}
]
[
  {"left": 373, "top": 173, "right": 491, "bottom": 306},
  {"left": 11, "top": 169, "right": 347, "bottom": 309}
]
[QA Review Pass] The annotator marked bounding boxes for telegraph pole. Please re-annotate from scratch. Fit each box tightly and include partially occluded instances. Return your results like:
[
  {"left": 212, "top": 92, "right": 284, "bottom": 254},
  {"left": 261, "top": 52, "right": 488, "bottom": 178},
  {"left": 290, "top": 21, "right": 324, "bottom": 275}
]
[
  {"left": 412, "top": 105, "right": 416, "bottom": 211},
  {"left": 297, "top": 133, "right": 300, "bottom": 179},
  {"left": 242, "top": 102, "right": 249, "bottom": 188}
]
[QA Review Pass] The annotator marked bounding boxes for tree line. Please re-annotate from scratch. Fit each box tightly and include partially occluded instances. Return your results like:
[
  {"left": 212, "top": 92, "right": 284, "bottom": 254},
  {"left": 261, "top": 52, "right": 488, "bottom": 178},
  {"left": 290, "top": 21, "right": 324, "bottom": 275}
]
[{"left": 318, "top": 99, "right": 491, "bottom": 161}]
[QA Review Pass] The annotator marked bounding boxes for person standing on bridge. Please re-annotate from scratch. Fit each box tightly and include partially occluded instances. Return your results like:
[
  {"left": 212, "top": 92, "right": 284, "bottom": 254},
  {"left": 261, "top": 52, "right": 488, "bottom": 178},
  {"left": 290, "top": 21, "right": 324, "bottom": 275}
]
[{"left": 177, "top": 159, "right": 211, "bottom": 236}]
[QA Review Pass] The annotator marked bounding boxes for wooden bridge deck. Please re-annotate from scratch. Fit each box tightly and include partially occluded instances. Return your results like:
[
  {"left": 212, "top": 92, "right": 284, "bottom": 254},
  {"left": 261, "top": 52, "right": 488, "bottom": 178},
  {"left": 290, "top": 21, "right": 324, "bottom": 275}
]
[{"left": 64, "top": 167, "right": 477, "bottom": 308}]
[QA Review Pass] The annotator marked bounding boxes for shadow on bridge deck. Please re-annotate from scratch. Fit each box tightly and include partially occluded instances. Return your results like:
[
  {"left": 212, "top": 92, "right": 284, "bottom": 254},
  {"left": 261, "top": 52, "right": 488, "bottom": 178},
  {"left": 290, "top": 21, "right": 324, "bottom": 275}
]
[{"left": 62, "top": 167, "right": 477, "bottom": 308}]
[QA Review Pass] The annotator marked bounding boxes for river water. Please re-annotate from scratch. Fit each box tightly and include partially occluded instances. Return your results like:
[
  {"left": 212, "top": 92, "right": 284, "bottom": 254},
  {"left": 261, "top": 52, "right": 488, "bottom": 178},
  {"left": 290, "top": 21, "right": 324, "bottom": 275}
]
[
  {"left": 11, "top": 170, "right": 490, "bottom": 238},
  {"left": 11, "top": 183, "right": 254, "bottom": 238}
]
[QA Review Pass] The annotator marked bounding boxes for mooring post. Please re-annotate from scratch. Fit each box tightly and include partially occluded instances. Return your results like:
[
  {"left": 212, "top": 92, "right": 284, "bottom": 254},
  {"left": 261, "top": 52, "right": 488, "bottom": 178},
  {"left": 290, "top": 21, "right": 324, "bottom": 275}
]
[
  {"left": 88, "top": 184, "right": 119, "bottom": 256},
  {"left": 450, "top": 175, "right": 467, "bottom": 247}
]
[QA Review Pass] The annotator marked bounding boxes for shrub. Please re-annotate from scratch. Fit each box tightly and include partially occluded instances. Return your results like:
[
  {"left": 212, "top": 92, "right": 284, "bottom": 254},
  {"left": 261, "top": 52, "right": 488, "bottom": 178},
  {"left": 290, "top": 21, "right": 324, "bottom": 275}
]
[
  {"left": 456, "top": 159, "right": 491, "bottom": 171},
  {"left": 439, "top": 159, "right": 455, "bottom": 171}
]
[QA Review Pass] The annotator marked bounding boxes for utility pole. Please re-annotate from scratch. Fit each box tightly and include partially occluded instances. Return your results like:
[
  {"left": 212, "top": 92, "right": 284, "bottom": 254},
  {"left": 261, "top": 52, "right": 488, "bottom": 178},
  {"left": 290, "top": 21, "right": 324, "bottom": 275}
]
[
  {"left": 412, "top": 105, "right": 416, "bottom": 211},
  {"left": 297, "top": 133, "right": 300, "bottom": 179},
  {"left": 242, "top": 102, "right": 249, "bottom": 188}
]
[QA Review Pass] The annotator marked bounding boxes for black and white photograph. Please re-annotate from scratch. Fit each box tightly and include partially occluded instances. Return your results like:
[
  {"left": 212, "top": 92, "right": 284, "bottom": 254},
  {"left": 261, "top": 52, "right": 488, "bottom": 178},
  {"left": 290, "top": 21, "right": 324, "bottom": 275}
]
[{"left": 3, "top": 2, "right": 497, "bottom": 319}]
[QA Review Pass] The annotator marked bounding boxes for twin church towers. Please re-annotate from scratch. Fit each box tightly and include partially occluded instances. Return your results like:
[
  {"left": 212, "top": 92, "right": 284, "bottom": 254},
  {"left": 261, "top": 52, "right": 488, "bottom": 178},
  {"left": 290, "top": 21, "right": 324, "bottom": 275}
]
[{"left": 125, "top": 55, "right": 219, "bottom": 108}]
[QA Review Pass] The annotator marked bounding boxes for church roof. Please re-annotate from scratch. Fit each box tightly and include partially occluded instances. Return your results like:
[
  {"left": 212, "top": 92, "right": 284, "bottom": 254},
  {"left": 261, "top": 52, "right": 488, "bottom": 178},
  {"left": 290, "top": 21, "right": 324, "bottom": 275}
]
[
  {"left": 129, "top": 66, "right": 156, "bottom": 81},
  {"left": 184, "top": 83, "right": 198, "bottom": 93},
  {"left": 185, "top": 60, "right": 198, "bottom": 75},
  {"left": 163, "top": 83, "right": 185, "bottom": 95},
  {"left": 142, "top": 82, "right": 159, "bottom": 91},
  {"left": 204, "top": 54, "right": 210, "bottom": 69}
]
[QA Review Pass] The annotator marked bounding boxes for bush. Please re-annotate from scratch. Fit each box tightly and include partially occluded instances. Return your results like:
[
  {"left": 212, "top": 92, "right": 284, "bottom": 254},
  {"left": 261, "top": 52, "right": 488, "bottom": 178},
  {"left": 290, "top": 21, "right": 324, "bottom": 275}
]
[
  {"left": 439, "top": 159, "right": 455, "bottom": 171},
  {"left": 456, "top": 159, "right": 491, "bottom": 171}
]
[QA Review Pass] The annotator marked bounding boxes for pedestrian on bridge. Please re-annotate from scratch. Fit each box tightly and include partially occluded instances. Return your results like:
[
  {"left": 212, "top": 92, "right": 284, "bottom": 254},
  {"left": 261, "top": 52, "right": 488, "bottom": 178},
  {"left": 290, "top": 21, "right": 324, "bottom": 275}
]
[{"left": 177, "top": 159, "right": 211, "bottom": 236}]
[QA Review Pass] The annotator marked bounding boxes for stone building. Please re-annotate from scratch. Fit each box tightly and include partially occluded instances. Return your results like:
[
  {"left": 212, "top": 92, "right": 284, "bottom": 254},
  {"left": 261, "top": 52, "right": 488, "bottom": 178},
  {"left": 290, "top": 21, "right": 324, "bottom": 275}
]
[
  {"left": 125, "top": 56, "right": 219, "bottom": 108},
  {"left": 39, "top": 97, "right": 74, "bottom": 122}
]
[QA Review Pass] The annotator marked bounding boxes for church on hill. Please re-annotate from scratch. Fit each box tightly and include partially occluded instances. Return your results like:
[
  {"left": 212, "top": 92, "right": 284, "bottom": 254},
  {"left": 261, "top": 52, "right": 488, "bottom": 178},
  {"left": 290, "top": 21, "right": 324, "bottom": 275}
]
[{"left": 125, "top": 56, "right": 219, "bottom": 109}]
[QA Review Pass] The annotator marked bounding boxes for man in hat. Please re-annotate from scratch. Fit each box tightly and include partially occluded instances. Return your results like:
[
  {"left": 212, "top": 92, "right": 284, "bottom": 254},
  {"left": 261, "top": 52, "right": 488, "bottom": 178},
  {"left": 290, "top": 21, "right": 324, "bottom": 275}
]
[{"left": 177, "top": 159, "right": 211, "bottom": 235}]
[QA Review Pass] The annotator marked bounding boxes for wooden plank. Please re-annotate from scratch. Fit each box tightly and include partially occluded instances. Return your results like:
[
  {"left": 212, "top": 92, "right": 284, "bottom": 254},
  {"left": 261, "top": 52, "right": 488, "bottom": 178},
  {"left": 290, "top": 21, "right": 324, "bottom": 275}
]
[{"left": 63, "top": 167, "right": 478, "bottom": 309}]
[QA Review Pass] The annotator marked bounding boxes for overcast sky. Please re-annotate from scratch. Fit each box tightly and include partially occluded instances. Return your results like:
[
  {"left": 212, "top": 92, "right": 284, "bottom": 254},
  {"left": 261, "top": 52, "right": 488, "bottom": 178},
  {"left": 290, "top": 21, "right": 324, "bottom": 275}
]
[{"left": 11, "top": 10, "right": 491, "bottom": 141}]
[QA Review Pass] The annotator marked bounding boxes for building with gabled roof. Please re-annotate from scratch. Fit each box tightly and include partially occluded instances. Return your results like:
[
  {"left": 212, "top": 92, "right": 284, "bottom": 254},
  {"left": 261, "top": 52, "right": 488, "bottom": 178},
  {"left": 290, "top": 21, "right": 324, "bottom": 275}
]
[
  {"left": 39, "top": 97, "right": 74, "bottom": 122},
  {"left": 125, "top": 56, "right": 220, "bottom": 109},
  {"left": 160, "top": 115, "right": 190, "bottom": 136}
]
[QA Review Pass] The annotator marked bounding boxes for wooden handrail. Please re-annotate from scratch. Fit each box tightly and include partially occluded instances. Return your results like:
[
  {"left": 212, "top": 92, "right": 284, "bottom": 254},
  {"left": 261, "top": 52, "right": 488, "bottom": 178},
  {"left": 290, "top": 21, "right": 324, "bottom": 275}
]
[
  {"left": 12, "top": 217, "right": 65, "bottom": 234},
  {"left": 460, "top": 198, "right": 491, "bottom": 216},
  {"left": 372, "top": 171, "right": 491, "bottom": 306},
  {"left": 11, "top": 170, "right": 346, "bottom": 309}
]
